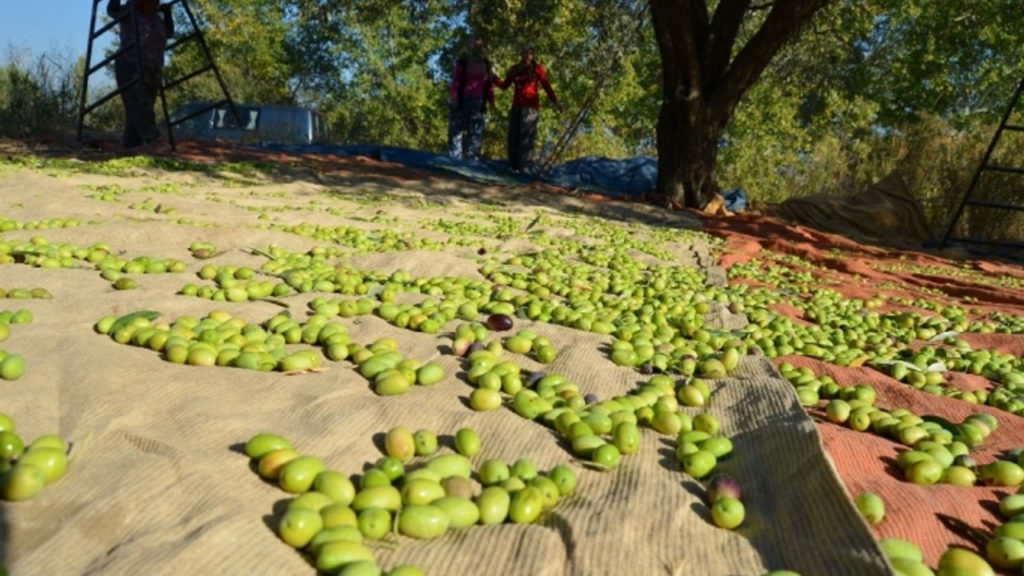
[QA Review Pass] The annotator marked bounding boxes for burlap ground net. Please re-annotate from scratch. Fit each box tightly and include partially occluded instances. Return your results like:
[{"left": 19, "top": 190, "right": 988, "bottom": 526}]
[{"left": 6, "top": 138, "right": 1018, "bottom": 576}]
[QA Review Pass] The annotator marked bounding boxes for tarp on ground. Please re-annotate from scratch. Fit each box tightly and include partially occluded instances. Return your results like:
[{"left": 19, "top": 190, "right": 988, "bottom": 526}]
[
  {"left": 254, "top": 143, "right": 662, "bottom": 199},
  {"left": 756, "top": 172, "right": 936, "bottom": 249},
  {"left": 254, "top": 144, "right": 934, "bottom": 249},
  {"left": 0, "top": 148, "right": 892, "bottom": 576},
  {"left": 6, "top": 139, "right": 1024, "bottom": 576}
]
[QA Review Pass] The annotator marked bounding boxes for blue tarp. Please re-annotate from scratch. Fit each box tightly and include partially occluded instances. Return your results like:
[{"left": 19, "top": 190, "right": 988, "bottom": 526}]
[{"left": 253, "top": 142, "right": 747, "bottom": 211}]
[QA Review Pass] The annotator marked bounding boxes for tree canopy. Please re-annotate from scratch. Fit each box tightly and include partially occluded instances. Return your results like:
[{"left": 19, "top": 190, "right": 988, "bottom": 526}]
[{"left": 159, "top": 0, "right": 1024, "bottom": 205}]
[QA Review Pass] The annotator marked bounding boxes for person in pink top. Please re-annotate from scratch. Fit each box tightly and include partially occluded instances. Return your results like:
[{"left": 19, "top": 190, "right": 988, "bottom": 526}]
[
  {"left": 447, "top": 37, "right": 497, "bottom": 161},
  {"left": 495, "top": 44, "right": 562, "bottom": 173}
]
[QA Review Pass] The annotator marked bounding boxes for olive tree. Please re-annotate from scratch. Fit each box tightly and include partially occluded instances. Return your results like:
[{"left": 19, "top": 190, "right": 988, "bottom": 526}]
[{"left": 649, "top": 0, "right": 833, "bottom": 208}]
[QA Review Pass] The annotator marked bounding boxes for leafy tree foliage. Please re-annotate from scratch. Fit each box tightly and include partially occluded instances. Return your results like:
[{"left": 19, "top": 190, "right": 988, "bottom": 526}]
[
  {"left": 164, "top": 0, "right": 660, "bottom": 158},
  {"left": 721, "top": 1, "right": 1024, "bottom": 202},
  {"left": 50, "top": 0, "right": 1024, "bottom": 210}
]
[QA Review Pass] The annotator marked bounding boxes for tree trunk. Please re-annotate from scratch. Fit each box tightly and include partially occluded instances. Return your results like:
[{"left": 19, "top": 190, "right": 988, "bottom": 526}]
[
  {"left": 650, "top": 0, "right": 834, "bottom": 209},
  {"left": 650, "top": 0, "right": 721, "bottom": 209},
  {"left": 655, "top": 94, "right": 720, "bottom": 209}
]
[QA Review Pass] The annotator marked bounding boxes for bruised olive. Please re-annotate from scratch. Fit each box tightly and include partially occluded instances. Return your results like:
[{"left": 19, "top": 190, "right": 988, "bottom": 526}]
[{"left": 486, "top": 313, "right": 514, "bottom": 331}]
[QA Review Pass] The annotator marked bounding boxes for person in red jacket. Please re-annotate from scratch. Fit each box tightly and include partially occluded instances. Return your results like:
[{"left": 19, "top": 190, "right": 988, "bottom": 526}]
[{"left": 495, "top": 45, "right": 562, "bottom": 173}]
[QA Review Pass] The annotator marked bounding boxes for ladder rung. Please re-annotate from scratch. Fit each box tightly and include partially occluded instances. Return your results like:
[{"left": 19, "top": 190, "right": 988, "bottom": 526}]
[
  {"left": 982, "top": 164, "right": 1024, "bottom": 175},
  {"left": 86, "top": 61, "right": 110, "bottom": 76},
  {"left": 1003, "top": 124, "right": 1024, "bottom": 132},
  {"left": 93, "top": 20, "right": 118, "bottom": 37},
  {"left": 169, "top": 99, "right": 229, "bottom": 127},
  {"left": 163, "top": 65, "right": 214, "bottom": 90},
  {"left": 166, "top": 30, "right": 206, "bottom": 52},
  {"left": 82, "top": 90, "right": 122, "bottom": 114},
  {"left": 964, "top": 199, "right": 1024, "bottom": 211},
  {"left": 166, "top": 36, "right": 192, "bottom": 52}
]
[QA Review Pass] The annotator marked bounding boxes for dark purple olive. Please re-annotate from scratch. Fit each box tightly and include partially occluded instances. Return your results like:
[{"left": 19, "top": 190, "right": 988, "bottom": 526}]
[
  {"left": 486, "top": 313, "right": 514, "bottom": 331},
  {"left": 1004, "top": 447, "right": 1024, "bottom": 462},
  {"left": 954, "top": 454, "right": 978, "bottom": 470},
  {"left": 583, "top": 393, "right": 599, "bottom": 405},
  {"left": 526, "top": 371, "right": 546, "bottom": 388},
  {"left": 706, "top": 473, "right": 741, "bottom": 505}
]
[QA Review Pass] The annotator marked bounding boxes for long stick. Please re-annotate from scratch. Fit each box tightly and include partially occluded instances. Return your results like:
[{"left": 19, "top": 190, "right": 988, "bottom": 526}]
[{"left": 541, "top": 81, "right": 602, "bottom": 171}]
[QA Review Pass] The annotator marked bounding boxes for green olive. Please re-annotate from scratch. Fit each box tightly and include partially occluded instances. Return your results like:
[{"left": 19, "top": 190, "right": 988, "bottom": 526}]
[
  {"left": 611, "top": 421, "right": 640, "bottom": 454},
  {"left": 937, "top": 546, "right": 995, "bottom": 576},
  {"left": 477, "top": 459, "right": 510, "bottom": 486},
  {"left": 854, "top": 492, "right": 885, "bottom": 524},
  {"left": 356, "top": 507, "right": 392, "bottom": 540},
  {"left": 257, "top": 449, "right": 300, "bottom": 481},
  {"left": 508, "top": 485, "right": 545, "bottom": 524},
  {"left": 432, "top": 495, "right": 480, "bottom": 528},
  {"left": 0, "top": 354, "right": 25, "bottom": 381},
  {"left": 985, "top": 536, "right": 1024, "bottom": 570},
  {"left": 415, "top": 362, "right": 445, "bottom": 386},
  {"left": 547, "top": 464, "right": 577, "bottom": 496},
  {"left": 1, "top": 462, "right": 45, "bottom": 501},
  {"left": 245, "top": 433, "right": 293, "bottom": 460},
  {"left": 425, "top": 453, "right": 472, "bottom": 479},
  {"left": 374, "top": 370, "right": 412, "bottom": 396},
  {"left": 475, "top": 485, "right": 511, "bottom": 525},
  {"left": 351, "top": 485, "right": 402, "bottom": 512},
  {"left": 397, "top": 504, "right": 449, "bottom": 539},
  {"left": 320, "top": 504, "right": 359, "bottom": 529},
  {"left": 981, "top": 461, "right": 1024, "bottom": 487},
  {"left": 338, "top": 560, "right": 381, "bottom": 576},
  {"left": 0, "top": 431, "right": 25, "bottom": 462},
  {"left": 17, "top": 447, "right": 67, "bottom": 485},
  {"left": 412, "top": 429, "right": 438, "bottom": 456},
  {"left": 680, "top": 449, "right": 717, "bottom": 479},
  {"left": 278, "top": 506, "right": 324, "bottom": 548},
  {"left": 276, "top": 455, "right": 325, "bottom": 494},
  {"left": 400, "top": 478, "right": 446, "bottom": 506},
  {"left": 315, "top": 470, "right": 357, "bottom": 506},
  {"left": 316, "top": 540, "right": 376, "bottom": 574},
  {"left": 384, "top": 426, "right": 416, "bottom": 462},
  {"left": 288, "top": 491, "right": 334, "bottom": 513},
  {"left": 591, "top": 443, "right": 621, "bottom": 470},
  {"left": 880, "top": 538, "right": 924, "bottom": 563},
  {"left": 453, "top": 427, "right": 482, "bottom": 457},
  {"left": 710, "top": 495, "right": 745, "bottom": 529},
  {"left": 529, "top": 475, "right": 561, "bottom": 508}
]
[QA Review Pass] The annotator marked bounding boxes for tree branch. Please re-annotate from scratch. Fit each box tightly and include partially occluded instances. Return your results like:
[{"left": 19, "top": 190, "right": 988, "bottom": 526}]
[
  {"left": 705, "top": 0, "right": 751, "bottom": 89},
  {"left": 712, "top": 0, "right": 831, "bottom": 120}
]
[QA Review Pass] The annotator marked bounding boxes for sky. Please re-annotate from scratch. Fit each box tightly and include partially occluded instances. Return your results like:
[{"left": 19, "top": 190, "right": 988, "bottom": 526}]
[{"left": 1, "top": 1, "right": 115, "bottom": 63}]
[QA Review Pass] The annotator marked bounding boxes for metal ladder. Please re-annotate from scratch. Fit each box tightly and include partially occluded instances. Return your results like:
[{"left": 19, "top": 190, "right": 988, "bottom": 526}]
[
  {"left": 941, "top": 76, "right": 1024, "bottom": 250},
  {"left": 77, "top": 0, "right": 237, "bottom": 150}
]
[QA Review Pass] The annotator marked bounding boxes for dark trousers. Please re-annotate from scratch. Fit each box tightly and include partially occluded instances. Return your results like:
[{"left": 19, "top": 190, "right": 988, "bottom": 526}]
[
  {"left": 115, "top": 60, "right": 163, "bottom": 148},
  {"left": 448, "top": 98, "right": 486, "bottom": 160},
  {"left": 507, "top": 106, "right": 539, "bottom": 171}
]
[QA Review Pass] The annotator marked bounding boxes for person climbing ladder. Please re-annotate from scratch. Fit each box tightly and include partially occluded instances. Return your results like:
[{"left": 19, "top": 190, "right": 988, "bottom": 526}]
[{"left": 107, "top": 0, "right": 175, "bottom": 149}]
